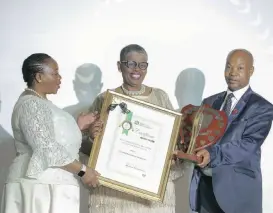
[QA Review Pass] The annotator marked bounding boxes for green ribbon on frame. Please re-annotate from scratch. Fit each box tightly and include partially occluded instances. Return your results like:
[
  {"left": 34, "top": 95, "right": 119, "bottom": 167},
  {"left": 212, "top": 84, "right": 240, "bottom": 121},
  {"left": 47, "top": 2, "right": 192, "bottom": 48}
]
[{"left": 122, "top": 111, "right": 133, "bottom": 135}]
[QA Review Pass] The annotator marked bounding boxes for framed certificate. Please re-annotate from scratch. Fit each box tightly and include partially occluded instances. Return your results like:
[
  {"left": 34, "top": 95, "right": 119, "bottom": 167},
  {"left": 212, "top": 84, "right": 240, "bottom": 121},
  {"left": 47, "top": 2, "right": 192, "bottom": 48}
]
[{"left": 88, "top": 90, "right": 182, "bottom": 202}]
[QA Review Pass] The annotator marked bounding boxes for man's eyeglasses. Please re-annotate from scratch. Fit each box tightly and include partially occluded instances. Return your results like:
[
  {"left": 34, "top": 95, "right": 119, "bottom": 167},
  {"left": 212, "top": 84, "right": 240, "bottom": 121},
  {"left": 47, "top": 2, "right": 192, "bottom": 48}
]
[{"left": 120, "top": 61, "right": 148, "bottom": 70}]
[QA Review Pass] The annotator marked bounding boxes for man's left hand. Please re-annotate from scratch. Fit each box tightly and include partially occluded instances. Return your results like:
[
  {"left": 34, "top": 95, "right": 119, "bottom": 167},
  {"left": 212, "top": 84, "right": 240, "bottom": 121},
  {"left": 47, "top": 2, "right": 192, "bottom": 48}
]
[{"left": 196, "top": 149, "right": 210, "bottom": 168}]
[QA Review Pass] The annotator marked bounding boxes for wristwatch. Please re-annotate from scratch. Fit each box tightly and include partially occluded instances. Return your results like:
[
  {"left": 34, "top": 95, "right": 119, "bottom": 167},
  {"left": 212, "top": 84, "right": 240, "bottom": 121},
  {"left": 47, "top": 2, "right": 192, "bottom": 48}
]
[{"left": 77, "top": 164, "right": 87, "bottom": 177}]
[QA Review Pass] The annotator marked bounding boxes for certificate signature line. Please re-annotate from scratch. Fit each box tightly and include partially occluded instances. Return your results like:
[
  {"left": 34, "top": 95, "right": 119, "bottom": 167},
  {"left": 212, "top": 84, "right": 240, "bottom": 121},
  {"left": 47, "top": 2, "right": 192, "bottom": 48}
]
[{"left": 125, "top": 164, "right": 145, "bottom": 173}]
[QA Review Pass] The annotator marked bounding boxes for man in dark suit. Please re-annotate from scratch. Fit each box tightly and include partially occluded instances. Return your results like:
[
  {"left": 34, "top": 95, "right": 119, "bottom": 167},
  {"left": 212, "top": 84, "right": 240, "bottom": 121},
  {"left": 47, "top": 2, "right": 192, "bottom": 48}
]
[{"left": 189, "top": 49, "right": 273, "bottom": 213}]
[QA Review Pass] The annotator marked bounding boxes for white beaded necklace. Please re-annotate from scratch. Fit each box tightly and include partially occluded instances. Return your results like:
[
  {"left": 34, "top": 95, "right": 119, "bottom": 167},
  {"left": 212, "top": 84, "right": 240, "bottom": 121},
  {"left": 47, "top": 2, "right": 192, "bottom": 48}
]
[
  {"left": 121, "top": 84, "right": 146, "bottom": 96},
  {"left": 25, "top": 88, "right": 46, "bottom": 99}
]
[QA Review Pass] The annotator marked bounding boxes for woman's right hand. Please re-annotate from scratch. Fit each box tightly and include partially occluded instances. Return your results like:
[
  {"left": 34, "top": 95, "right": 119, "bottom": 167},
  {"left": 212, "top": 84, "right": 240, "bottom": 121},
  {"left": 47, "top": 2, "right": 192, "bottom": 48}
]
[
  {"left": 77, "top": 112, "right": 99, "bottom": 131},
  {"left": 81, "top": 167, "right": 100, "bottom": 187},
  {"left": 89, "top": 119, "right": 103, "bottom": 139}
]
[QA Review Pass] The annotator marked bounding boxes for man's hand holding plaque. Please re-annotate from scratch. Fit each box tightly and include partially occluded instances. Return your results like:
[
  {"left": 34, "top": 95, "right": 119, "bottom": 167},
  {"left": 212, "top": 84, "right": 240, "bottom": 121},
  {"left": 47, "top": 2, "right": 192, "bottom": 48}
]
[{"left": 174, "top": 104, "right": 228, "bottom": 164}]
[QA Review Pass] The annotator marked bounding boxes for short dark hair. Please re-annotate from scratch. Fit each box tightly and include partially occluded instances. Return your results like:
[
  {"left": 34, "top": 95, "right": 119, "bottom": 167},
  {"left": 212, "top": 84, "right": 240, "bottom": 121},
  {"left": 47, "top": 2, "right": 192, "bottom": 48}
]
[
  {"left": 22, "top": 53, "right": 52, "bottom": 87},
  {"left": 120, "top": 44, "right": 148, "bottom": 61}
]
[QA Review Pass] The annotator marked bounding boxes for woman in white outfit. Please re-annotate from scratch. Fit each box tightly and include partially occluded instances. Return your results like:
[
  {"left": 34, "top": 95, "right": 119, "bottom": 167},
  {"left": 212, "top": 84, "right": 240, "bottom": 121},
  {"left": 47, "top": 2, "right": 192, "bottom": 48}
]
[{"left": 1, "top": 53, "right": 100, "bottom": 213}]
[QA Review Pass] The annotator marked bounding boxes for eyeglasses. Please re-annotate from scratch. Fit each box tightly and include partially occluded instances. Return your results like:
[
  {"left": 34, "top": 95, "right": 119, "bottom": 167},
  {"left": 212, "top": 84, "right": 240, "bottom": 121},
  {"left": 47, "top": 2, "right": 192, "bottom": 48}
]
[{"left": 120, "top": 61, "right": 148, "bottom": 70}]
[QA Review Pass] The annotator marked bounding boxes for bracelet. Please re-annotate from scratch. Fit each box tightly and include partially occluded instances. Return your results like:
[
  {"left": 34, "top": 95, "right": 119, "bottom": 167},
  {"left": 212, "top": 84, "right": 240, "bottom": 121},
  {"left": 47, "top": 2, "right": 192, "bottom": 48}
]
[{"left": 77, "top": 164, "right": 87, "bottom": 177}]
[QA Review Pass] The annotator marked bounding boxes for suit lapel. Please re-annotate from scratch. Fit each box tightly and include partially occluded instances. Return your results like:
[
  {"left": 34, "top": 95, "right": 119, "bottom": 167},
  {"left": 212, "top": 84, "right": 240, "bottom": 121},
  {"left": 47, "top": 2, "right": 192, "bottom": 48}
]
[
  {"left": 227, "top": 87, "right": 253, "bottom": 126},
  {"left": 211, "top": 88, "right": 253, "bottom": 131}
]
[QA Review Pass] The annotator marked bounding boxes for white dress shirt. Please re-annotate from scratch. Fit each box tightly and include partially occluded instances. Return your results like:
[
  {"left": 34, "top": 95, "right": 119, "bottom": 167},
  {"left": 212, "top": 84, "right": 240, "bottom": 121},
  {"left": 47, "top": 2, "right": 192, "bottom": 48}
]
[
  {"left": 202, "top": 84, "right": 250, "bottom": 176},
  {"left": 220, "top": 84, "right": 250, "bottom": 115}
]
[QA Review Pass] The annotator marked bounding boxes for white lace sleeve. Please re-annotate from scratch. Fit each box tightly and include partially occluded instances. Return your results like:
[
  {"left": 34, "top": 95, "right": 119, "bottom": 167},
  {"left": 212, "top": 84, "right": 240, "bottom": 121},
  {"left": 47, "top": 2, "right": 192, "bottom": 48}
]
[{"left": 18, "top": 98, "right": 75, "bottom": 178}]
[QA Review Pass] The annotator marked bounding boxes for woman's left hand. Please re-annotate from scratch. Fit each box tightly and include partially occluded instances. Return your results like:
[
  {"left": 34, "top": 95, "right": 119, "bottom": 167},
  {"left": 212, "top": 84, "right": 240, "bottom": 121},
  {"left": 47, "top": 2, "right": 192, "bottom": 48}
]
[{"left": 77, "top": 112, "right": 99, "bottom": 131}]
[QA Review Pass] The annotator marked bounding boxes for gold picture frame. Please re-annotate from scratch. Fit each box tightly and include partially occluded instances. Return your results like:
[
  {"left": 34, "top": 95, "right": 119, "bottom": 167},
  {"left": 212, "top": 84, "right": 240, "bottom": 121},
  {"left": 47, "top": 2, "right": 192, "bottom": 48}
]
[{"left": 88, "top": 90, "right": 182, "bottom": 202}]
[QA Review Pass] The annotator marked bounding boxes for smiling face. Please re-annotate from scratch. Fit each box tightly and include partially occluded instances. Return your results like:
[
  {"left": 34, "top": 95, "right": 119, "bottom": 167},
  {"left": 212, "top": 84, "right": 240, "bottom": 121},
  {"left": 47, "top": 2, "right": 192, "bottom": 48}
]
[
  {"left": 117, "top": 51, "right": 148, "bottom": 90},
  {"left": 224, "top": 50, "right": 254, "bottom": 91}
]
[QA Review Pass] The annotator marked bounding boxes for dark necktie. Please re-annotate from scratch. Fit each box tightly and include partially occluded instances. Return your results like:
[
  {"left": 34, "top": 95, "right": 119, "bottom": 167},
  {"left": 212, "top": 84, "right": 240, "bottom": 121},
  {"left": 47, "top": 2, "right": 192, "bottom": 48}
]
[{"left": 222, "top": 93, "right": 234, "bottom": 116}]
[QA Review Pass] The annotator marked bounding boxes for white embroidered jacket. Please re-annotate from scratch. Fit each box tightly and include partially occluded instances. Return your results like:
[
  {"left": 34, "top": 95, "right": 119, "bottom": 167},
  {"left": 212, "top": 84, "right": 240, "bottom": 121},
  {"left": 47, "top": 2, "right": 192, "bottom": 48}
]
[{"left": 6, "top": 95, "right": 82, "bottom": 186}]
